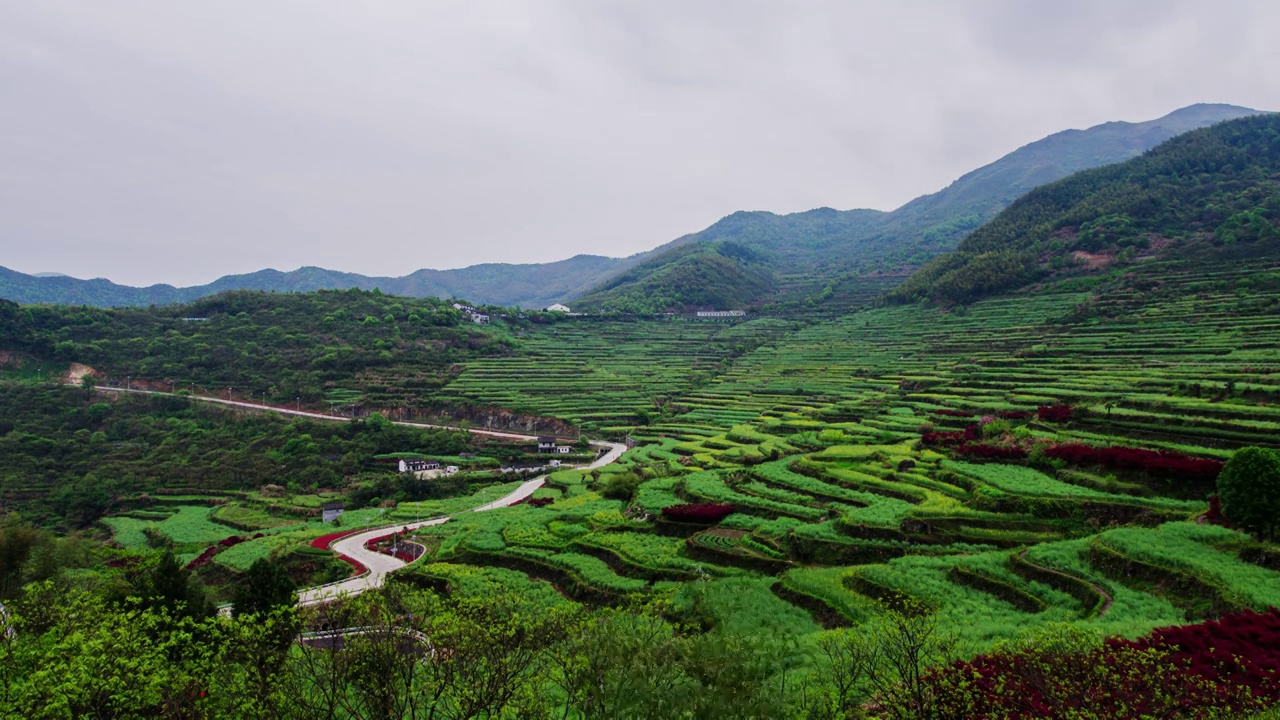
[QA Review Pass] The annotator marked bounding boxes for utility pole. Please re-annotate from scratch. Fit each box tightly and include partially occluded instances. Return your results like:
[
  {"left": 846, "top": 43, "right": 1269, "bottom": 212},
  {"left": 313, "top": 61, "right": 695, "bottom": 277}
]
[
  {"left": 296, "top": 397, "right": 301, "bottom": 411},
  {"left": 126, "top": 375, "right": 131, "bottom": 391}
]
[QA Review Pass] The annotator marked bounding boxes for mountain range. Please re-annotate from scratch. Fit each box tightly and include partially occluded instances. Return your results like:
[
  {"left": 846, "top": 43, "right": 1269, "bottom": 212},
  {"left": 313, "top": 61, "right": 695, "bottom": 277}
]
[{"left": 0, "top": 103, "right": 1263, "bottom": 310}]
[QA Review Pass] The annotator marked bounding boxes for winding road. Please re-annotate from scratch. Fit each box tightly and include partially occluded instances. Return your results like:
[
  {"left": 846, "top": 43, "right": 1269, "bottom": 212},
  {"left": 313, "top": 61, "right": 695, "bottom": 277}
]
[
  {"left": 297, "top": 440, "right": 625, "bottom": 606},
  {"left": 91, "top": 385, "right": 628, "bottom": 607}
]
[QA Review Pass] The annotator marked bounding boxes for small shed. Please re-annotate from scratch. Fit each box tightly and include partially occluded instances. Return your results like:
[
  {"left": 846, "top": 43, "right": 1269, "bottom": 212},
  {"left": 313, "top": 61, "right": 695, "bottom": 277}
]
[{"left": 321, "top": 502, "right": 345, "bottom": 523}]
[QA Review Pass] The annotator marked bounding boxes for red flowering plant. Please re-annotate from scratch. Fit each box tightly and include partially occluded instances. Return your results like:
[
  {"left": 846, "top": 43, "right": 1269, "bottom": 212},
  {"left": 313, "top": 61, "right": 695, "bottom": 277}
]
[
  {"left": 1045, "top": 443, "right": 1223, "bottom": 483},
  {"left": 908, "top": 611, "right": 1280, "bottom": 719},
  {"left": 661, "top": 503, "right": 735, "bottom": 523}
]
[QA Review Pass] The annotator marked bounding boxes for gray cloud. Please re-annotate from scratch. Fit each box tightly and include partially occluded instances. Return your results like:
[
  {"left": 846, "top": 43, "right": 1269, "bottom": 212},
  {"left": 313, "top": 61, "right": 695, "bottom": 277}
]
[{"left": 0, "top": 0, "right": 1276, "bottom": 286}]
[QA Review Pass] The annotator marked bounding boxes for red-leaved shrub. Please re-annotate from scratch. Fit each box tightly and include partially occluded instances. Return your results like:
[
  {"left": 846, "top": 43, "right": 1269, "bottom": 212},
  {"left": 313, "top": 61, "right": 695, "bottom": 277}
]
[
  {"left": 661, "top": 503, "right": 735, "bottom": 523},
  {"left": 954, "top": 443, "right": 1029, "bottom": 460},
  {"left": 310, "top": 529, "right": 361, "bottom": 550},
  {"left": 1037, "top": 405, "right": 1074, "bottom": 422},
  {"left": 184, "top": 546, "right": 218, "bottom": 570},
  {"left": 921, "top": 425, "right": 980, "bottom": 447},
  {"left": 1045, "top": 443, "right": 1223, "bottom": 483},
  {"left": 915, "top": 609, "right": 1280, "bottom": 718}
]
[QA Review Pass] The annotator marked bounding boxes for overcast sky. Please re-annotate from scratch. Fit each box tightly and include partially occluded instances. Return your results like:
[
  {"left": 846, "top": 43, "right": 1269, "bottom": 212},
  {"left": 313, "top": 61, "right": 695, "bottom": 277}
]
[{"left": 2, "top": 1, "right": 1277, "bottom": 287}]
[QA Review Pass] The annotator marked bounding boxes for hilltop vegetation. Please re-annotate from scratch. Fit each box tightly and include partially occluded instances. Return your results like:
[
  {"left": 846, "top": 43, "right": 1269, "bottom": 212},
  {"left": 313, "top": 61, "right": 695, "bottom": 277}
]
[
  {"left": 0, "top": 289, "right": 515, "bottom": 407},
  {"left": 571, "top": 239, "right": 781, "bottom": 313},
  {"left": 888, "top": 113, "right": 1280, "bottom": 304}
]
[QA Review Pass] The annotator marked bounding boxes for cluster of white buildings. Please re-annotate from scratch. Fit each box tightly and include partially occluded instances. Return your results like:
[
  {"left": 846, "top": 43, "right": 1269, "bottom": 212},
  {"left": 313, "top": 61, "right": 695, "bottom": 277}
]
[{"left": 452, "top": 303, "right": 489, "bottom": 325}]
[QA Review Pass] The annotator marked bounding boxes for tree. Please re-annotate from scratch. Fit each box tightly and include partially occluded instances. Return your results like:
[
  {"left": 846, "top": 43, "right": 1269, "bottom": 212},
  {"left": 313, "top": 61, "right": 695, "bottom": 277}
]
[
  {"left": 232, "top": 558, "right": 297, "bottom": 617},
  {"left": 1218, "top": 446, "right": 1280, "bottom": 540},
  {"left": 136, "top": 549, "right": 213, "bottom": 620}
]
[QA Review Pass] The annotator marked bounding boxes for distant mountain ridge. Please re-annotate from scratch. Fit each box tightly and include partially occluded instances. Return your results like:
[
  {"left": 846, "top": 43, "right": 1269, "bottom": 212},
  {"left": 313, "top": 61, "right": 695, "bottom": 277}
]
[
  {"left": 1, "top": 103, "right": 1263, "bottom": 310},
  {"left": 571, "top": 103, "right": 1265, "bottom": 312},
  {"left": 0, "top": 253, "right": 649, "bottom": 309}
]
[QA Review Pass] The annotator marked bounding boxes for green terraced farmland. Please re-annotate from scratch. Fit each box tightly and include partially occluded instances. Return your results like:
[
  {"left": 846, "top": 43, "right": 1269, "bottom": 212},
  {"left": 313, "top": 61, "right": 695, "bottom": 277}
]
[
  {"left": 410, "top": 259, "right": 1280, "bottom": 672},
  {"left": 437, "top": 318, "right": 798, "bottom": 430}
]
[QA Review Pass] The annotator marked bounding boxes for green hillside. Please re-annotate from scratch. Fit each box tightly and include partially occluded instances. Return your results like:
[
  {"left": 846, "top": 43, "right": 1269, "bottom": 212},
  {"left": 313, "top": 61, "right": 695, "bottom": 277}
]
[
  {"left": 571, "top": 239, "right": 782, "bottom": 313},
  {"left": 573, "top": 103, "right": 1262, "bottom": 313},
  {"left": 888, "top": 113, "right": 1280, "bottom": 304},
  {"left": 0, "top": 289, "right": 511, "bottom": 407}
]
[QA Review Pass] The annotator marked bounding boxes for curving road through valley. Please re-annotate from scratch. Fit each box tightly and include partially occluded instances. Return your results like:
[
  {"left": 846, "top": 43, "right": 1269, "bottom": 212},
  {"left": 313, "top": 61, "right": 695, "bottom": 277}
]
[
  {"left": 90, "top": 384, "right": 629, "bottom": 608},
  {"left": 297, "top": 439, "right": 626, "bottom": 606}
]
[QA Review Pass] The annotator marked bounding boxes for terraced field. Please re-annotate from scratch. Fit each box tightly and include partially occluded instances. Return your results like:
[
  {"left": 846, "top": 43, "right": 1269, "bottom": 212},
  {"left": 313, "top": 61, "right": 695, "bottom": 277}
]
[
  {"left": 436, "top": 318, "right": 799, "bottom": 430},
  {"left": 410, "top": 259, "right": 1280, "bottom": 655}
]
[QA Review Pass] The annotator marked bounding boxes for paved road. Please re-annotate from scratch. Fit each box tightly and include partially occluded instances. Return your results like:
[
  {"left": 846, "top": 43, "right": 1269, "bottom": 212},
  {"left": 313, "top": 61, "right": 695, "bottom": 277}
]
[
  {"left": 297, "top": 439, "right": 626, "bottom": 606},
  {"left": 91, "top": 384, "right": 631, "bottom": 608},
  {"left": 93, "top": 385, "right": 548, "bottom": 442}
]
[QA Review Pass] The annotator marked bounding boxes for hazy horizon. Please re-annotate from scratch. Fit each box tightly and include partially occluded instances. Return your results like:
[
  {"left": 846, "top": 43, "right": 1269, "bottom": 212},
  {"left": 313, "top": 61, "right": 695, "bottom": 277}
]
[{"left": 3, "top": 1, "right": 1278, "bottom": 286}]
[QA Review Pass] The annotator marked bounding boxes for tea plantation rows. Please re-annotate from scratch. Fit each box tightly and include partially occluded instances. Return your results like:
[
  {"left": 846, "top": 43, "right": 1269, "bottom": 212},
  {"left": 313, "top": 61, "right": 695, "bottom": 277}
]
[
  {"left": 407, "top": 259, "right": 1280, "bottom": 657},
  {"left": 435, "top": 318, "right": 799, "bottom": 428}
]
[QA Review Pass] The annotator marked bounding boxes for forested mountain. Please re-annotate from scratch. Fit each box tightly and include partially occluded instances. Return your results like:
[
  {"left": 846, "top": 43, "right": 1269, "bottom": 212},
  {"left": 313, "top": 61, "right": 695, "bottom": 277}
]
[
  {"left": 0, "top": 253, "right": 642, "bottom": 310},
  {"left": 1, "top": 104, "right": 1260, "bottom": 312},
  {"left": 887, "top": 113, "right": 1280, "bottom": 304},
  {"left": 573, "top": 103, "right": 1262, "bottom": 313}
]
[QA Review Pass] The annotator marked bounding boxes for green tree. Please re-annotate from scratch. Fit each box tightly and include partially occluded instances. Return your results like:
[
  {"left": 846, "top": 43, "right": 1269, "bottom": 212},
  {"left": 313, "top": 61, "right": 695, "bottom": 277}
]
[
  {"left": 137, "top": 549, "right": 213, "bottom": 621},
  {"left": 1218, "top": 446, "right": 1280, "bottom": 540},
  {"left": 232, "top": 558, "right": 297, "bottom": 617}
]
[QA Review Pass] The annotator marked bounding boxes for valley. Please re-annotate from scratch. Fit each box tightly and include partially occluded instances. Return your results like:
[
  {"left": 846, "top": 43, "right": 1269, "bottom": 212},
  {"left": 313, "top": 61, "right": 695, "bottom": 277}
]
[{"left": 2, "top": 113, "right": 1280, "bottom": 718}]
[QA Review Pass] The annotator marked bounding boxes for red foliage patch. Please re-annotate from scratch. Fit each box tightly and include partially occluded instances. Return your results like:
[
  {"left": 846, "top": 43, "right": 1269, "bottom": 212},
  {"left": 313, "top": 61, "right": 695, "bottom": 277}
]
[
  {"left": 1045, "top": 443, "right": 1223, "bottom": 483},
  {"left": 954, "top": 443, "right": 1029, "bottom": 460},
  {"left": 184, "top": 546, "right": 218, "bottom": 570},
  {"left": 1037, "top": 405, "right": 1074, "bottom": 422},
  {"left": 921, "top": 425, "right": 980, "bottom": 447},
  {"left": 661, "top": 503, "right": 736, "bottom": 523},
  {"left": 309, "top": 529, "right": 361, "bottom": 550},
  {"left": 923, "top": 609, "right": 1280, "bottom": 718},
  {"left": 1117, "top": 609, "right": 1280, "bottom": 698},
  {"left": 998, "top": 410, "right": 1031, "bottom": 420},
  {"left": 528, "top": 497, "right": 554, "bottom": 507}
]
